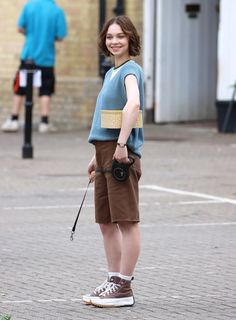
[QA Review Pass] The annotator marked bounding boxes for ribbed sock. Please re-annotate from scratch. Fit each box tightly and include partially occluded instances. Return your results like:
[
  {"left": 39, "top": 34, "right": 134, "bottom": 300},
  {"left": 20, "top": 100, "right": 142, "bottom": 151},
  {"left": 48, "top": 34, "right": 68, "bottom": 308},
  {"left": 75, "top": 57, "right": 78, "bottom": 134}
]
[
  {"left": 119, "top": 274, "right": 133, "bottom": 281},
  {"left": 108, "top": 272, "right": 120, "bottom": 280}
]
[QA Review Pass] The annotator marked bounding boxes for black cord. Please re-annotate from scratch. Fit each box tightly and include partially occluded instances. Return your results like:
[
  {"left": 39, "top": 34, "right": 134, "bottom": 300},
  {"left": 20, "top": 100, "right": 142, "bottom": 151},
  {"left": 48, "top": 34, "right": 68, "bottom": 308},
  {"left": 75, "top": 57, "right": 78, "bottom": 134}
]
[{"left": 70, "top": 180, "right": 91, "bottom": 241}]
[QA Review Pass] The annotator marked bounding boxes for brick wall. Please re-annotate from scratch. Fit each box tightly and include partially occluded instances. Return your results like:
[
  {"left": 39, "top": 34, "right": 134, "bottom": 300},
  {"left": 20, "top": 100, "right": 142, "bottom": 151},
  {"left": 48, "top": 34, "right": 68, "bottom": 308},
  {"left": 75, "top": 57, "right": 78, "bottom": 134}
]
[{"left": 0, "top": 0, "right": 143, "bottom": 131}]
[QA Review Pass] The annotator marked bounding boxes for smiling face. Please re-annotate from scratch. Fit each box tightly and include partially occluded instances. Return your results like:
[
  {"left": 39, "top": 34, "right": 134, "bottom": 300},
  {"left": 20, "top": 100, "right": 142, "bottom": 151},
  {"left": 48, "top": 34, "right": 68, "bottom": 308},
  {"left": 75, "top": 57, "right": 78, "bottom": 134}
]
[{"left": 105, "top": 23, "right": 130, "bottom": 60}]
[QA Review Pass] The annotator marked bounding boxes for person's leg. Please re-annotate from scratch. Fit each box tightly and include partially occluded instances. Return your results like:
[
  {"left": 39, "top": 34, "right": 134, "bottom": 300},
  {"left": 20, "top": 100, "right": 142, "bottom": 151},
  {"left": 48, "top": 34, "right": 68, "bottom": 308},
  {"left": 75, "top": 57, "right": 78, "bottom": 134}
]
[
  {"left": 82, "top": 222, "right": 121, "bottom": 304},
  {"left": 40, "top": 95, "right": 51, "bottom": 117},
  {"left": 118, "top": 222, "right": 140, "bottom": 276},
  {"left": 39, "top": 95, "right": 50, "bottom": 125},
  {"left": 38, "top": 95, "right": 55, "bottom": 133},
  {"left": 11, "top": 62, "right": 25, "bottom": 117},
  {"left": 99, "top": 223, "right": 122, "bottom": 272},
  {"left": 12, "top": 94, "right": 24, "bottom": 116},
  {"left": 38, "top": 65, "right": 55, "bottom": 132},
  {"left": 90, "top": 222, "right": 140, "bottom": 307},
  {"left": 1, "top": 94, "right": 24, "bottom": 132}
]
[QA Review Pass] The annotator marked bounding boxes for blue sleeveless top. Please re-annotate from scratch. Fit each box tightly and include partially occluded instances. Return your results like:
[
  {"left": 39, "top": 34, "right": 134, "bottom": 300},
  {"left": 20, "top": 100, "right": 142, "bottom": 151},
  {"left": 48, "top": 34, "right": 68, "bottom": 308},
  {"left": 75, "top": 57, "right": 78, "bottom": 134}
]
[{"left": 88, "top": 60, "right": 144, "bottom": 157}]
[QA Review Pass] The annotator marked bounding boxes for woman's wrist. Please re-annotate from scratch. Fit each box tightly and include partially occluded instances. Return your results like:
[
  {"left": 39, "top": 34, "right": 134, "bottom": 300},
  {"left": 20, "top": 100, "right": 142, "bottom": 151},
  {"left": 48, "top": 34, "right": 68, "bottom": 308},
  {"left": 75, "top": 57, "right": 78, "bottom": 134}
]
[{"left": 117, "top": 142, "right": 127, "bottom": 148}]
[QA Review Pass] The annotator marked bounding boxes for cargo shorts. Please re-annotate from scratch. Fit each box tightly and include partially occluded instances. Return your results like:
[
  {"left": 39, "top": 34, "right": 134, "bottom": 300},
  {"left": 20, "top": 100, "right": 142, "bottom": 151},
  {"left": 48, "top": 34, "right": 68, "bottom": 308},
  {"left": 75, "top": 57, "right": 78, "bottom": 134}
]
[{"left": 94, "top": 141, "right": 142, "bottom": 224}]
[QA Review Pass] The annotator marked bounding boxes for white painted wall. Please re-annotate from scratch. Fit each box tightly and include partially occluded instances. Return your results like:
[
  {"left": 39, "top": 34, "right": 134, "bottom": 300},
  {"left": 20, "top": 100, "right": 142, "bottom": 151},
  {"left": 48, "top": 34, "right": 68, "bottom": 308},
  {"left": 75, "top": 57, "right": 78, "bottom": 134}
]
[
  {"left": 143, "top": 0, "right": 155, "bottom": 112},
  {"left": 217, "top": 0, "right": 236, "bottom": 101},
  {"left": 152, "top": 0, "right": 219, "bottom": 122}
]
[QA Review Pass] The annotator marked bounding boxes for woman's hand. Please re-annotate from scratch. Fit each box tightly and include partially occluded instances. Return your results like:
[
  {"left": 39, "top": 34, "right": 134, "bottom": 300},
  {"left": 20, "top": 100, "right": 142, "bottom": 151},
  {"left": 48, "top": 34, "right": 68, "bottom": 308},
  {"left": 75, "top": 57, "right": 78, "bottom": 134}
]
[
  {"left": 113, "top": 144, "right": 129, "bottom": 163},
  {"left": 88, "top": 155, "right": 96, "bottom": 183}
]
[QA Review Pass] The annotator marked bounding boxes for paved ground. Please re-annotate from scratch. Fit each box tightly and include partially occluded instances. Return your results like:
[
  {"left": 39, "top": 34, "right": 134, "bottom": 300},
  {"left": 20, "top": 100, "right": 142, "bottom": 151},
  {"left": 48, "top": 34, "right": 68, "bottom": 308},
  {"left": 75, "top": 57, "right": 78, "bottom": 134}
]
[{"left": 0, "top": 122, "right": 236, "bottom": 320}]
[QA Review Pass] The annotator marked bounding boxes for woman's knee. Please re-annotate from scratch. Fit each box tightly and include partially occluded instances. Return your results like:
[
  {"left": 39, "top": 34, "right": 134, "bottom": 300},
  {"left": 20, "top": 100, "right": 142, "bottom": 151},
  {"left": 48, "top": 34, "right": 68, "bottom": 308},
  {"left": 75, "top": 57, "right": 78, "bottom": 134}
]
[
  {"left": 118, "top": 221, "right": 139, "bottom": 234},
  {"left": 99, "top": 223, "right": 118, "bottom": 236}
]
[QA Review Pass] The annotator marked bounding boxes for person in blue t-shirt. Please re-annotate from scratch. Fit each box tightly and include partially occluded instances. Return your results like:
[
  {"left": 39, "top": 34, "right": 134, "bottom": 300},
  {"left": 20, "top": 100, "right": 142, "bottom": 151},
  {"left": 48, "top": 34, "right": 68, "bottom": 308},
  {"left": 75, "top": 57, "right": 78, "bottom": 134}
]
[
  {"left": 2, "top": 0, "right": 67, "bottom": 133},
  {"left": 83, "top": 16, "right": 144, "bottom": 308}
]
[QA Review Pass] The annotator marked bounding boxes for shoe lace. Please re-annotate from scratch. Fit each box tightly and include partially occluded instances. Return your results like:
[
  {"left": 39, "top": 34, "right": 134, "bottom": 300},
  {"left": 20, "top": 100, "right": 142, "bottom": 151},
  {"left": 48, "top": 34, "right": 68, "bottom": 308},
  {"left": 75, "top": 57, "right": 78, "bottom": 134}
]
[
  {"left": 94, "top": 279, "right": 109, "bottom": 294},
  {"left": 101, "top": 282, "right": 121, "bottom": 296}
]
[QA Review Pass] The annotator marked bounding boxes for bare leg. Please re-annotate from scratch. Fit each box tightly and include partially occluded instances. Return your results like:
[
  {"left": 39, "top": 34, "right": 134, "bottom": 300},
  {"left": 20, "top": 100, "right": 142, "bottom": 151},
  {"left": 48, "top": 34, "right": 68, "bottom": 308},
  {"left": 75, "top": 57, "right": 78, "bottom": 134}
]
[
  {"left": 12, "top": 95, "right": 24, "bottom": 115},
  {"left": 118, "top": 222, "right": 140, "bottom": 276},
  {"left": 40, "top": 95, "right": 51, "bottom": 117},
  {"left": 99, "top": 223, "right": 122, "bottom": 272}
]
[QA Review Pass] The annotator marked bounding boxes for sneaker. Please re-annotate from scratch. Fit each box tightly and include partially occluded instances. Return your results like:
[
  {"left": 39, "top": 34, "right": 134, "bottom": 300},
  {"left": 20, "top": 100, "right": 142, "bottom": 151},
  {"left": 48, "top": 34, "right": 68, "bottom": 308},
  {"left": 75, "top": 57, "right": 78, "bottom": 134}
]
[
  {"left": 1, "top": 119, "right": 19, "bottom": 132},
  {"left": 82, "top": 277, "right": 120, "bottom": 305},
  {"left": 38, "top": 122, "right": 57, "bottom": 133},
  {"left": 90, "top": 277, "right": 134, "bottom": 308}
]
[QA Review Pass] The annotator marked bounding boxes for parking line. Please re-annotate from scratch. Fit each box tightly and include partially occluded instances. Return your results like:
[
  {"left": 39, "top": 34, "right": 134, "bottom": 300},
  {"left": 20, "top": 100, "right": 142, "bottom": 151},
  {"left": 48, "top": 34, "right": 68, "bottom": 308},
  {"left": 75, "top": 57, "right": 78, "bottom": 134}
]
[
  {"left": 141, "top": 222, "right": 236, "bottom": 227},
  {"left": 0, "top": 294, "right": 232, "bottom": 305},
  {"left": 1, "top": 185, "right": 236, "bottom": 211},
  {"left": 141, "top": 185, "right": 236, "bottom": 205}
]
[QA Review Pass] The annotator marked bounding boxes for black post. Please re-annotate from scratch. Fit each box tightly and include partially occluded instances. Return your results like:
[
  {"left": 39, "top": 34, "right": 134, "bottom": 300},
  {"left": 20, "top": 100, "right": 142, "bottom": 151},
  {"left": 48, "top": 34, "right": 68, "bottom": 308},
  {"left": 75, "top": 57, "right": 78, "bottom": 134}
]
[
  {"left": 99, "top": 0, "right": 124, "bottom": 79},
  {"left": 99, "top": 0, "right": 106, "bottom": 78},
  {"left": 99, "top": 0, "right": 113, "bottom": 79},
  {"left": 221, "top": 84, "right": 236, "bottom": 133},
  {"left": 22, "top": 60, "right": 35, "bottom": 159},
  {"left": 113, "top": 0, "right": 125, "bottom": 15}
]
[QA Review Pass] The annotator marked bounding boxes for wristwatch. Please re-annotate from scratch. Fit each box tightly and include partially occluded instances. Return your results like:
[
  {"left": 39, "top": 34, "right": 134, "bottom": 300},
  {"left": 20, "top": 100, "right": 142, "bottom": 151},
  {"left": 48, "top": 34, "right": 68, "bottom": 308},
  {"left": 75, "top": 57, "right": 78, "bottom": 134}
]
[{"left": 117, "top": 142, "right": 127, "bottom": 148}]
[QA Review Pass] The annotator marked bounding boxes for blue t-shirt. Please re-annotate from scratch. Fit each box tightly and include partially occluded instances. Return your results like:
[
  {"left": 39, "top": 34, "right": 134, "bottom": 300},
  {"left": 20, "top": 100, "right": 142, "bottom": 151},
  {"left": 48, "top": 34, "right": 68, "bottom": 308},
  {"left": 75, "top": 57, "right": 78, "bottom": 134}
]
[
  {"left": 88, "top": 60, "right": 144, "bottom": 157},
  {"left": 18, "top": 0, "right": 67, "bottom": 67}
]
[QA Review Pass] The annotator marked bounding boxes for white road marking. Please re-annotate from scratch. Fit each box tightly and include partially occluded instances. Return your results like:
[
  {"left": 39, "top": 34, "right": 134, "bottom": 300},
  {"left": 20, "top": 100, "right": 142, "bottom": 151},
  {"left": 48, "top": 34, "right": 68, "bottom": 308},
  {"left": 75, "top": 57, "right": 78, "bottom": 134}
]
[
  {"left": 2, "top": 203, "right": 150, "bottom": 211},
  {"left": 141, "top": 185, "right": 236, "bottom": 205},
  {"left": 1, "top": 185, "right": 236, "bottom": 211},
  {"left": 141, "top": 222, "right": 236, "bottom": 227},
  {"left": 2, "top": 204, "right": 95, "bottom": 210},
  {"left": 1, "top": 298, "right": 82, "bottom": 304},
  {"left": 2, "top": 300, "right": 33, "bottom": 304},
  {"left": 0, "top": 294, "right": 232, "bottom": 305},
  {"left": 173, "top": 222, "right": 236, "bottom": 227},
  {"left": 178, "top": 200, "right": 225, "bottom": 205}
]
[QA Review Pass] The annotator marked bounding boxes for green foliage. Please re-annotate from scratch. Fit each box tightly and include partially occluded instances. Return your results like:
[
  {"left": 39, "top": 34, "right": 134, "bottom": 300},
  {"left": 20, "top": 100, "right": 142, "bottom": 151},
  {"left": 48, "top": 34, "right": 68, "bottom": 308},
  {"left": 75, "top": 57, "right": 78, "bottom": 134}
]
[
  {"left": 230, "top": 82, "right": 236, "bottom": 89},
  {"left": 0, "top": 315, "right": 11, "bottom": 320}
]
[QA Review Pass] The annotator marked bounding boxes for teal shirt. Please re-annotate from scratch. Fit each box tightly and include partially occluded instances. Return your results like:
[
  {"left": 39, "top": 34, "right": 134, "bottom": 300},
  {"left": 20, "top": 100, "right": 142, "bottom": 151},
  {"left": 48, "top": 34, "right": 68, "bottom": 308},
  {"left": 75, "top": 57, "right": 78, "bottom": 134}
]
[
  {"left": 18, "top": 0, "right": 67, "bottom": 67},
  {"left": 88, "top": 60, "right": 144, "bottom": 157}
]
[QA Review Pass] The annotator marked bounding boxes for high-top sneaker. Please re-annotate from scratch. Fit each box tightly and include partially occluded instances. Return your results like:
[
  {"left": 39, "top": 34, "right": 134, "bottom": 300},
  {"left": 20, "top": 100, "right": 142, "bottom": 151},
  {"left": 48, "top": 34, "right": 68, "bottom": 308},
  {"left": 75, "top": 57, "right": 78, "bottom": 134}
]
[
  {"left": 90, "top": 277, "right": 134, "bottom": 308},
  {"left": 82, "top": 276, "right": 120, "bottom": 304}
]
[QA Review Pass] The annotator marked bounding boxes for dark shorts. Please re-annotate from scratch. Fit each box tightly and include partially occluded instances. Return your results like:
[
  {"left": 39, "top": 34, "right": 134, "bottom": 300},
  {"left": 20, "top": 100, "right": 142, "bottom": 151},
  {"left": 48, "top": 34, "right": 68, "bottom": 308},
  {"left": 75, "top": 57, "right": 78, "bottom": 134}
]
[
  {"left": 94, "top": 141, "right": 142, "bottom": 224},
  {"left": 13, "top": 60, "right": 55, "bottom": 96}
]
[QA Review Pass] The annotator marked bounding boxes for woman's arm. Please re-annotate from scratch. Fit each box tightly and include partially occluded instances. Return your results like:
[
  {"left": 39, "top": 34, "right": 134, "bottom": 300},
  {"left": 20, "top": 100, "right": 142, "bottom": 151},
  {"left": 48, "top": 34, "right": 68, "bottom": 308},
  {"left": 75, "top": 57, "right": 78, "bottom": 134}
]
[{"left": 113, "top": 74, "right": 140, "bottom": 163}]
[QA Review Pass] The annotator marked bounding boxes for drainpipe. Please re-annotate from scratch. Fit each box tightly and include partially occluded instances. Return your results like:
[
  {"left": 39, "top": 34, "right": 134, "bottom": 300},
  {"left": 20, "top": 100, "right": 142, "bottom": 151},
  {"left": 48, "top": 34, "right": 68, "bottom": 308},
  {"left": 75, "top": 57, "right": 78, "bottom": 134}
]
[
  {"left": 99, "top": 0, "right": 107, "bottom": 78},
  {"left": 143, "top": 0, "right": 155, "bottom": 123}
]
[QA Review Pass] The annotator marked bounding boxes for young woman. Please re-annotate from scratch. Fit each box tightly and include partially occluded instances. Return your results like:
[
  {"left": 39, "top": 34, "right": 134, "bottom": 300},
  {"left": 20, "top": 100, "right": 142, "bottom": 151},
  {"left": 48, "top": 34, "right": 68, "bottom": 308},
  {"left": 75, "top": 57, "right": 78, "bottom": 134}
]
[{"left": 83, "top": 15, "right": 144, "bottom": 308}]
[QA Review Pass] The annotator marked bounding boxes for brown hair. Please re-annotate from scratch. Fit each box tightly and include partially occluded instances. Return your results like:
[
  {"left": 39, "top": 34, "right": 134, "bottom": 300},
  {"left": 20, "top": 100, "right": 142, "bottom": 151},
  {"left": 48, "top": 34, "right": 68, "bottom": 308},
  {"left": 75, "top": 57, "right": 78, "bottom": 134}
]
[{"left": 99, "top": 15, "right": 141, "bottom": 57}]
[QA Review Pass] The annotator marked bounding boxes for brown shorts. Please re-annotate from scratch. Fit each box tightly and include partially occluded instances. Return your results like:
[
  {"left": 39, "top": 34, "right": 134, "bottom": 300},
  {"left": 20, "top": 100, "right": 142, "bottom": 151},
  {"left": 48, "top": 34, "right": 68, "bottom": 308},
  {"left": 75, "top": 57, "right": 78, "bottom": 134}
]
[{"left": 94, "top": 141, "right": 142, "bottom": 224}]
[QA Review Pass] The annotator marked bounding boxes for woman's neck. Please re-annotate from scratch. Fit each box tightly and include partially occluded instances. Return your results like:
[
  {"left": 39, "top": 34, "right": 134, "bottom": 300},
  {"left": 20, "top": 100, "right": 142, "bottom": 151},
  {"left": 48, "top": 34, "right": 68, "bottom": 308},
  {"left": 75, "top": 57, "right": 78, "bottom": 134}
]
[{"left": 114, "top": 56, "right": 131, "bottom": 68}]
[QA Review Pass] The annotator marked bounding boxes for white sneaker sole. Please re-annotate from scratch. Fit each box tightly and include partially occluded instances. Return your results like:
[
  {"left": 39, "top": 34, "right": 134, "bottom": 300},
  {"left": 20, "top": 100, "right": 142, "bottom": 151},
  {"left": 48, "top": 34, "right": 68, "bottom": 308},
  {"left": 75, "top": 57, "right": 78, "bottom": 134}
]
[
  {"left": 91, "top": 296, "right": 134, "bottom": 308},
  {"left": 2, "top": 126, "right": 19, "bottom": 132},
  {"left": 82, "top": 295, "right": 92, "bottom": 304}
]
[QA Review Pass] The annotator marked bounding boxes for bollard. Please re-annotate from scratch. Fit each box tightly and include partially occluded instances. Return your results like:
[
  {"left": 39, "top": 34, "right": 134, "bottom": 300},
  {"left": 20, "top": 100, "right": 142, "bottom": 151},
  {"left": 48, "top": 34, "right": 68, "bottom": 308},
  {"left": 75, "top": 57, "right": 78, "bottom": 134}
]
[{"left": 22, "top": 60, "right": 35, "bottom": 159}]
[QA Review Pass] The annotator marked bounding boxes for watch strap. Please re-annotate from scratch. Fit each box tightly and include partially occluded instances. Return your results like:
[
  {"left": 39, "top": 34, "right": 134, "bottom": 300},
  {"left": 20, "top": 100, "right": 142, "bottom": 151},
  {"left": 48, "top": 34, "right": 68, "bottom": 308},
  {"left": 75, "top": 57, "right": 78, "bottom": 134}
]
[{"left": 117, "top": 142, "right": 127, "bottom": 148}]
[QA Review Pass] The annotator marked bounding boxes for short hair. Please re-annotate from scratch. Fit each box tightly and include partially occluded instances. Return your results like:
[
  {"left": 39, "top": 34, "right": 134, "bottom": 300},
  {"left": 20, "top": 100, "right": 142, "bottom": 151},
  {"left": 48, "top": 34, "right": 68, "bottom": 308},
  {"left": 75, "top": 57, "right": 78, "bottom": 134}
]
[{"left": 99, "top": 15, "right": 141, "bottom": 57}]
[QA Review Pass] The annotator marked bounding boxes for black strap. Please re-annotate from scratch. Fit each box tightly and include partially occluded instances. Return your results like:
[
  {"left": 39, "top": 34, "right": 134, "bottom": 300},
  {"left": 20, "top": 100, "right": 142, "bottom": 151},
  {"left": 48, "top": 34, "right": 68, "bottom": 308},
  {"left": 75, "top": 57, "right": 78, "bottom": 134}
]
[
  {"left": 95, "top": 157, "right": 135, "bottom": 174},
  {"left": 95, "top": 167, "right": 111, "bottom": 173},
  {"left": 70, "top": 180, "right": 91, "bottom": 241}
]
